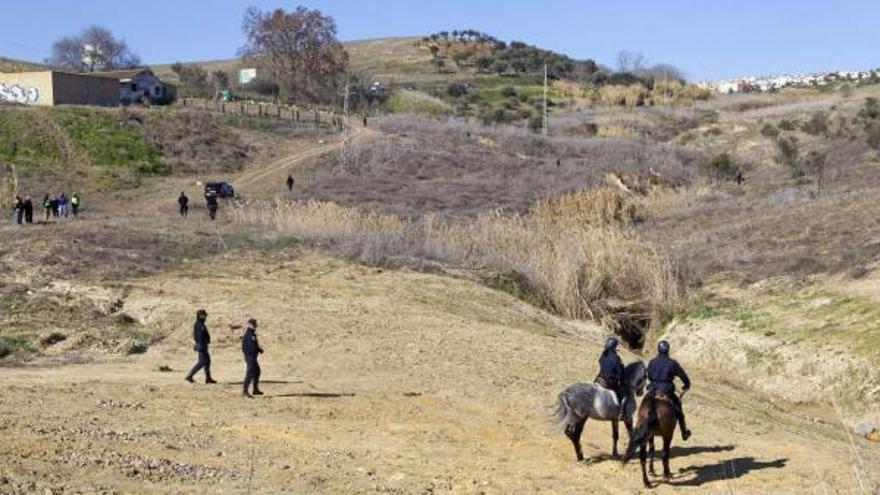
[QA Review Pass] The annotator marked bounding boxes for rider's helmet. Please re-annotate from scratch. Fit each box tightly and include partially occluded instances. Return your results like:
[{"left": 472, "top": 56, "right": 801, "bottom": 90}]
[
  {"left": 605, "top": 336, "right": 618, "bottom": 351},
  {"left": 657, "top": 340, "right": 670, "bottom": 355}
]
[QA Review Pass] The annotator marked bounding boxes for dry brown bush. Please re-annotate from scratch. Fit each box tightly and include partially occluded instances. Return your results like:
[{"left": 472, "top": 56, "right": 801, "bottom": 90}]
[
  {"left": 296, "top": 116, "right": 701, "bottom": 218},
  {"left": 529, "top": 187, "right": 641, "bottom": 227},
  {"left": 233, "top": 198, "right": 682, "bottom": 346}
]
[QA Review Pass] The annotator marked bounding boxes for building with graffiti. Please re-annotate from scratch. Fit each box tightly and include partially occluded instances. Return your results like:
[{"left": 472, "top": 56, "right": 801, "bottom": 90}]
[{"left": 0, "top": 71, "right": 119, "bottom": 106}]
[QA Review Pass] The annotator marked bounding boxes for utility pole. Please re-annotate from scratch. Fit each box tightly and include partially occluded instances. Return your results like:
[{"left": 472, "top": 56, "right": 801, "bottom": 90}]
[
  {"left": 341, "top": 76, "right": 350, "bottom": 166},
  {"left": 542, "top": 64, "right": 548, "bottom": 136}
]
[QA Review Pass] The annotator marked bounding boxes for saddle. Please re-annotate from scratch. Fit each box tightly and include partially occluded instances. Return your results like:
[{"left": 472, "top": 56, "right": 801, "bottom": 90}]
[
  {"left": 649, "top": 390, "right": 671, "bottom": 403},
  {"left": 594, "top": 376, "right": 611, "bottom": 390}
]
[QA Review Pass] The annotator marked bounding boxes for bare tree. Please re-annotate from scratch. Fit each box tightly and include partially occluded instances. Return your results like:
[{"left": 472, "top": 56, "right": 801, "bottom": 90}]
[
  {"left": 211, "top": 70, "right": 230, "bottom": 92},
  {"left": 51, "top": 25, "right": 140, "bottom": 72},
  {"left": 239, "top": 6, "right": 348, "bottom": 103},
  {"left": 616, "top": 50, "right": 646, "bottom": 74}
]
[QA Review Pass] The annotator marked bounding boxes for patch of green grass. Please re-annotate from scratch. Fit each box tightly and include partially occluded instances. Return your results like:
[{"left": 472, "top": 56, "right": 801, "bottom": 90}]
[
  {"left": 483, "top": 270, "right": 548, "bottom": 311},
  {"left": 0, "top": 335, "right": 36, "bottom": 356},
  {"left": 723, "top": 302, "right": 775, "bottom": 333},
  {"left": 53, "top": 107, "right": 165, "bottom": 173},
  {"left": 0, "top": 108, "right": 62, "bottom": 165}
]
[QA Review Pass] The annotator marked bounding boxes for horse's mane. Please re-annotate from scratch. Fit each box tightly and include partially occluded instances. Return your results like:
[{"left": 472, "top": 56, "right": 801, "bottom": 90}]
[{"left": 623, "top": 360, "right": 646, "bottom": 390}]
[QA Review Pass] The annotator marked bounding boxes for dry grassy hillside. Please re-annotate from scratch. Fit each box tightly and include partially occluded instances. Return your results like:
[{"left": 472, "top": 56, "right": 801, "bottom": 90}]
[
  {"left": 0, "top": 56, "right": 48, "bottom": 73},
  {"left": 153, "top": 37, "right": 466, "bottom": 86}
]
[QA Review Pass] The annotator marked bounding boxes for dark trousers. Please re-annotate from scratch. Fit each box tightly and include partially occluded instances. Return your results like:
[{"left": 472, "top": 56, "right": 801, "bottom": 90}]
[
  {"left": 14, "top": 210, "right": 23, "bottom": 224},
  {"left": 180, "top": 205, "right": 188, "bottom": 217},
  {"left": 25, "top": 209, "right": 33, "bottom": 223},
  {"left": 208, "top": 205, "right": 217, "bottom": 220},
  {"left": 243, "top": 355, "right": 261, "bottom": 394},
  {"left": 71, "top": 205, "right": 78, "bottom": 216},
  {"left": 186, "top": 350, "right": 212, "bottom": 381}
]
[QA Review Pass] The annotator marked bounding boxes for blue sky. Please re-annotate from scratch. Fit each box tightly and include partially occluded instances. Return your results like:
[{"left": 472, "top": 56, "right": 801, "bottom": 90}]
[{"left": 1, "top": 0, "right": 878, "bottom": 80}]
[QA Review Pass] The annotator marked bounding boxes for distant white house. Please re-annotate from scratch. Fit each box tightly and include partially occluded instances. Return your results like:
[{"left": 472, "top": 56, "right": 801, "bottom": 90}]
[{"left": 91, "top": 68, "right": 176, "bottom": 105}]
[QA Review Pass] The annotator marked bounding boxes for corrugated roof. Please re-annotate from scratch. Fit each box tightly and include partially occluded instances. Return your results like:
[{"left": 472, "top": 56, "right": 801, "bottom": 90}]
[{"left": 87, "top": 68, "right": 153, "bottom": 80}]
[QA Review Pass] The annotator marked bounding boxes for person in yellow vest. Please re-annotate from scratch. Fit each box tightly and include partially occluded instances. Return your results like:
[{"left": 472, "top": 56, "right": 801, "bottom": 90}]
[{"left": 70, "top": 192, "right": 80, "bottom": 217}]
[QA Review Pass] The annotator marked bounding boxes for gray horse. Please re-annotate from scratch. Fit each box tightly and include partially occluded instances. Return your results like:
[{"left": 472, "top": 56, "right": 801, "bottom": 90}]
[{"left": 552, "top": 361, "right": 647, "bottom": 460}]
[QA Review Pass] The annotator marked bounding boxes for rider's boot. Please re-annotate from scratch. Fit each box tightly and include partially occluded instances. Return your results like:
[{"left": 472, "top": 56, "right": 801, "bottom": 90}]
[{"left": 679, "top": 412, "right": 691, "bottom": 441}]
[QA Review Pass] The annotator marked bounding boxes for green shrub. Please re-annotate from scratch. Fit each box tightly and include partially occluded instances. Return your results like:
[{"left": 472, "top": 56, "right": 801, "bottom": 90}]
[
  {"left": 501, "top": 85, "right": 517, "bottom": 98},
  {"left": 858, "top": 97, "right": 880, "bottom": 121},
  {"left": 778, "top": 119, "right": 798, "bottom": 131},
  {"left": 776, "top": 134, "right": 803, "bottom": 178},
  {"left": 699, "top": 153, "right": 739, "bottom": 181},
  {"left": 447, "top": 82, "right": 469, "bottom": 97},
  {"left": 801, "top": 111, "right": 829, "bottom": 136},
  {"left": 760, "top": 122, "right": 779, "bottom": 138}
]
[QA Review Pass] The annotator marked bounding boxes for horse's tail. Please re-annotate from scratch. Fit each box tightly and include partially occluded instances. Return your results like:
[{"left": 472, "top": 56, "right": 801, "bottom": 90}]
[
  {"left": 550, "top": 391, "right": 576, "bottom": 428},
  {"left": 622, "top": 400, "right": 658, "bottom": 464}
]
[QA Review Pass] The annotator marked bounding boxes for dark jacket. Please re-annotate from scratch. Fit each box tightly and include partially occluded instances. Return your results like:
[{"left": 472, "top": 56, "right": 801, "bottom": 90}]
[
  {"left": 242, "top": 327, "right": 262, "bottom": 357},
  {"left": 599, "top": 349, "right": 625, "bottom": 385},
  {"left": 178, "top": 194, "right": 188, "bottom": 207},
  {"left": 647, "top": 354, "right": 690, "bottom": 394},
  {"left": 193, "top": 318, "right": 210, "bottom": 352}
]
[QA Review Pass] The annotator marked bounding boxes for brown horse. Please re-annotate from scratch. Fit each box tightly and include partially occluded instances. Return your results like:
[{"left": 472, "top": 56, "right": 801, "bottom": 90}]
[{"left": 621, "top": 393, "right": 678, "bottom": 488}]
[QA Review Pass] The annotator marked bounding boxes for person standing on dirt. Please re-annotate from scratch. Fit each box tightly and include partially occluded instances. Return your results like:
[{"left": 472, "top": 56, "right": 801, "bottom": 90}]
[
  {"left": 205, "top": 189, "right": 218, "bottom": 221},
  {"left": 23, "top": 196, "right": 33, "bottom": 224},
  {"left": 185, "top": 309, "right": 217, "bottom": 384},
  {"left": 12, "top": 196, "right": 23, "bottom": 225},
  {"left": 286, "top": 175, "right": 294, "bottom": 192},
  {"left": 49, "top": 194, "right": 59, "bottom": 218},
  {"left": 42, "top": 194, "right": 53, "bottom": 222},
  {"left": 57, "top": 192, "right": 68, "bottom": 218},
  {"left": 178, "top": 191, "right": 189, "bottom": 218},
  {"left": 241, "top": 318, "right": 264, "bottom": 398},
  {"left": 646, "top": 340, "right": 691, "bottom": 441},
  {"left": 70, "top": 192, "right": 80, "bottom": 217},
  {"left": 362, "top": 115, "right": 368, "bottom": 127},
  {"left": 596, "top": 336, "right": 628, "bottom": 420}
]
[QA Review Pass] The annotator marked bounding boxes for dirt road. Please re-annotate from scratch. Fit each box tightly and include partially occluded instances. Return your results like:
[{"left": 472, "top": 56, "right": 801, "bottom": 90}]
[{"left": 1, "top": 249, "right": 876, "bottom": 494}]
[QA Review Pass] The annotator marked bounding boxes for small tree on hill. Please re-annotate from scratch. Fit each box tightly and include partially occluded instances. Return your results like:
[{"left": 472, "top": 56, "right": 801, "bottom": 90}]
[
  {"left": 171, "top": 63, "right": 210, "bottom": 96},
  {"left": 476, "top": 56, "right": 494, "bottom": 73}
]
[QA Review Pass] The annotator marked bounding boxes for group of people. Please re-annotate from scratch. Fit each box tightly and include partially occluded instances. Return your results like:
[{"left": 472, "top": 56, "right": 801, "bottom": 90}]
[
  {"left": 185, "top": 309, "right": 265, "bottom": 398},
  {"left": 11, "top": 192, "right": 80, "bottom": 225},
  {"left": 177, "top": 190, "right": 219, "bottom": 220},
  {"left": 597, "top": 336, "right": 692, "bottom": 441}
]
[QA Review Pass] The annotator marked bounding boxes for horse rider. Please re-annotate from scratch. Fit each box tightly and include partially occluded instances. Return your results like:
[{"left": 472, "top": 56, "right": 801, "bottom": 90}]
[
  {"left": 646, "top": 340, "right": 691, "bottom": 441},
  {"left": 597, "top": 336, "right": 627, "bottom": 420}
]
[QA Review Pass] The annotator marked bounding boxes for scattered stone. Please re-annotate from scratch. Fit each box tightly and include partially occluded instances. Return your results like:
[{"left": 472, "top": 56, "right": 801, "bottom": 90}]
[
  {"left": 157, "top": 365, "right": 173, "bottom": 372},
  {"left": 97, "top": 399, "right": 144, "bottom": 410},
  {"left": 855, "top": 420, "right": 880, "bottom": 442},
  {"left": 123, "top": 340, "right": 149, "bottom": 355},
  {"left": 0, "top": 341, "right": 9, "bottom": 359}
]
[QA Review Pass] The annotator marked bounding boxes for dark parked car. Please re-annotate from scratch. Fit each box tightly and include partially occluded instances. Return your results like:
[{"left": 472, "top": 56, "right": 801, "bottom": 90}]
[{"left": 205, "top": 182, "right": 235, "bottom": 198}]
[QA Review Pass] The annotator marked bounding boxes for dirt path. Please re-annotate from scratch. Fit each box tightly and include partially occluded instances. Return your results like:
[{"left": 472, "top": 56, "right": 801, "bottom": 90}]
[
  {"left": 235, "top": 120, "right": 379, "bottom": 198},
  {"left": 1, "top": 250, "right": 876, "bottom": 494}
]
